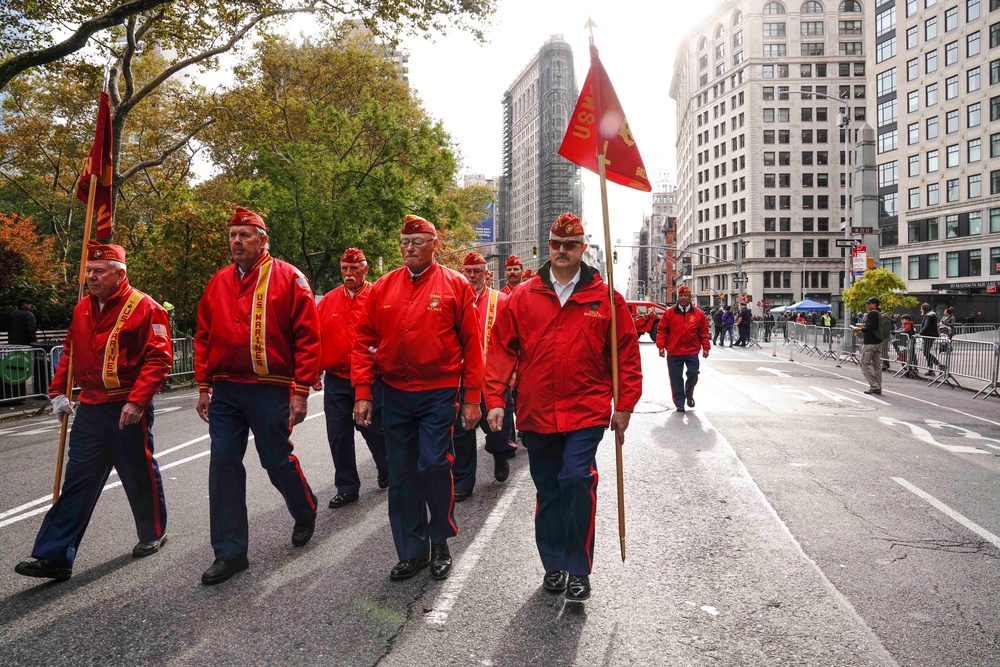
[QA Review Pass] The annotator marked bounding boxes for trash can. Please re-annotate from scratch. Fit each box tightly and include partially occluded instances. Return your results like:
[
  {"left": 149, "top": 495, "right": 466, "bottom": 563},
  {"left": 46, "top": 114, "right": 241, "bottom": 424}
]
[{"left": 0, "top": 345, "right": 33, "bottom": 405}]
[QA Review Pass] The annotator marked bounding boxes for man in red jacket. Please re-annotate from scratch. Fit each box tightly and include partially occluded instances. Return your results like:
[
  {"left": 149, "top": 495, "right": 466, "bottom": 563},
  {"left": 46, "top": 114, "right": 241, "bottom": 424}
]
[
  {"left": 484, "top": 212, "right": 642, "bottom": 603},
  {"left": 451, "top": 252, "right": 517, "bottom": 502},
  {"left": 501, "top": 254, "right": 524, "bottom": 294},
  {"left": 315, "top": 248, "right": 388, "bottom": 509},
  {"left": 655, "top": 286, "right": 711, "bottom": 412},
  {"left": 195, "top": 206, "right": 321, "bottom": 585},
  {"left": 353, "top": 215, "right": 483, "bottom": 582},
  {"left": 15, "top": 241, "right": 172, "bottom": 582}
]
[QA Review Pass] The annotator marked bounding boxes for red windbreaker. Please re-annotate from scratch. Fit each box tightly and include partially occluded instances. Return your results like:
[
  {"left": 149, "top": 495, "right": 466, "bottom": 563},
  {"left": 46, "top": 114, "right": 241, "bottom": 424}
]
[
  {"left": 195, "top": 251, "right": 320, "bottom": 396},
  {"left": 50, "top": 279, "right": 172, "bottom": 407},
  {"left": 473, "top": 286, "right": 508, "bottom": 362},
  {"left": 484, "top": 263, "right": 643, "bottom": 433},
  {"left": 352, "top": 262, "right": 483, "bottom": 404},
  {"left": 655, "top": 304, "right": 711, "bottom": 356},
  {"left": 317, "top": 281, "right": 372, "bottom": 380}
]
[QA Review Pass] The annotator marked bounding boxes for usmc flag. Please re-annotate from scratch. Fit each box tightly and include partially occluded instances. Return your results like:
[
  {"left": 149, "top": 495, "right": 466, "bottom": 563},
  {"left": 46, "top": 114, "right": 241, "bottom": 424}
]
[
  {"left": 558, "top": 45, "right": 651, "bottom": 192},
  {"left": 76, "top": 91, "right": 115, "bottom": 240}
]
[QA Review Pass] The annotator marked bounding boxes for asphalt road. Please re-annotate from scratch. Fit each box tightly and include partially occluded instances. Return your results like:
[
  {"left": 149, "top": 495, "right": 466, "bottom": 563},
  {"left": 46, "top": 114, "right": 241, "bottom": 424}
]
[{"left": 0, "top": 341, "right": 997, "bottom": 666}]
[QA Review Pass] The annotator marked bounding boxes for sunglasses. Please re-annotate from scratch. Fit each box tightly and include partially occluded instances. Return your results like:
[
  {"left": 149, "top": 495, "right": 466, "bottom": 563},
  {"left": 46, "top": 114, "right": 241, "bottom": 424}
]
[{"left": 548, "top": 240, "right": 582, "bottom": 251}]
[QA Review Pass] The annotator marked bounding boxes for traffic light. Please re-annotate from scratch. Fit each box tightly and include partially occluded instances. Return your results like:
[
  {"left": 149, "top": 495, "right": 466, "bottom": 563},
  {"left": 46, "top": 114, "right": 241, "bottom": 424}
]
[
  {"left": 718, "top": 292, "right": 726, "bottom": 298},
  {"left": 744, "top": 294, "right": 752, "bottom": 303},
  {"left": 531, "top": 245, "right": 537, "bottom": 258},
  {"left": 613, "top": 251, "right": 618, "bottom": 264}
]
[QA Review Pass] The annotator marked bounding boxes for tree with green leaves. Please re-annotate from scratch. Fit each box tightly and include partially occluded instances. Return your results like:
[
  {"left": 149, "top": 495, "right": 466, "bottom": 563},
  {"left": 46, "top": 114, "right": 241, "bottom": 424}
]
[{"left": 842, "top": 268, "right": 919, "bottom": 314}]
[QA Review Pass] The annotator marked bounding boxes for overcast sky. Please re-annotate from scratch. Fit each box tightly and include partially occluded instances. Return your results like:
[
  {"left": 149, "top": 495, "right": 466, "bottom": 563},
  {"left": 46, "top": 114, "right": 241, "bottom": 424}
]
[{"left": 403, "top": 1, "right": 718, "bottom": 253}]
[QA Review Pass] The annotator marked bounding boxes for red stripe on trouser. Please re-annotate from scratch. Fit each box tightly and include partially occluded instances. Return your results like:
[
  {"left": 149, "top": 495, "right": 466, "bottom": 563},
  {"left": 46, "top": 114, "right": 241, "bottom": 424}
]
[
  {"left": 140, "top": 412, "right": 164, "bottom": 538},
  {"left": 285, "top": 386, "right": 316, "bottom": 511},
  {"left": 446, "top": 395, "right": 458, "bottom": 534},
  {"left": 583, "top": 465, "right": 599, "bottom": 572}
]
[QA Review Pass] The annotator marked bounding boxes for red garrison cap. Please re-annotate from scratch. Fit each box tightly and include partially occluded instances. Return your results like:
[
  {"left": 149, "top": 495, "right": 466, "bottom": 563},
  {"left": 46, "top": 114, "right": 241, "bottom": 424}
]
[
  {"left": 230, "top": 206, "right": 266, "bottom": 231},
  {"left": 522, "top": 268, "right": 535, "bottom": 280},
  {"left": 401, "top": 214, "right": 436, "bottom": 237},
  {"left": 678, "top": 286, "right": 692, "bottom": 295},
  {"left": 463, "top": 251, "right": 487, "bottom": 266},
  {"left": 86, "top": 239, "right": 126, "bottom": 263},
  {"left": 505, "top": 254, "right": 523, "bottom": 267},
  {"left": 550, "top": 212, "right": 585, "bottom": 239},
  {"left": 340, "top": 248, "right": 366, "bottom": 264}
]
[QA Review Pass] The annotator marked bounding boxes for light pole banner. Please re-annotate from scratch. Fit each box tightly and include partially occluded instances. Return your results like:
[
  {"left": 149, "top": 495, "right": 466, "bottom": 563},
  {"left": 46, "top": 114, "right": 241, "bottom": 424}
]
[{"left": 475, "top": 201, "right": 495, "bottom": 243}]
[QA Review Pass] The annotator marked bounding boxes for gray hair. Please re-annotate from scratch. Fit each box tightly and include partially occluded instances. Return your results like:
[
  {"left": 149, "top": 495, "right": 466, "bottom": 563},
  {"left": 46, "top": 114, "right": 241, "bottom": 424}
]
[{"left": 108, "top": 260, "right": 127, "bottom": 273}]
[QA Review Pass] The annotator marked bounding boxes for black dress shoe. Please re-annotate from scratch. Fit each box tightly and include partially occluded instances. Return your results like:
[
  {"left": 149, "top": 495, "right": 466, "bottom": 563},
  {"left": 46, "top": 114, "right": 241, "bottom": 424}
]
[
  {"left": 430, "top": 542, "right": 452, "bottom": 580},
  {"left": 14, "top": 558, "right": 72, "bottom": 581},
  {"left": 542, "top": 570, "right": 568, "bottom": 593},
  {"left": 864, "top": 388, "right": 882, "bottom": 395},
  {"left": 291, "top": 513, "right": 316, "bottom": 547},
  {"left": 493, "top": 455, "right": 510, "bottom": 482},
  {"left": 377, "top": 472, "right": 389, "bottom": 489},
  {"left": 686, "top": 396, "right": 695, "bottom": 408},
  {"left": 390, "top": 552, "right": 430, "bottom": 580},
  {"left": 133, "top": 534, "right": 167, "bottom": 558},
  {"left": 565, "top": 574, "right": 591, "bottom": 601},
  {"left": 328, "top": 492, "right": 359, "bottom": 509},
  {"left": 676, "top": 405, "right": 685, "bottom": 413},
  {"left": 454, "top": 487, "right": 473, "bottom": 503},
  {"left": 201, "top": 556, "right": 249, "bottom": 585}
]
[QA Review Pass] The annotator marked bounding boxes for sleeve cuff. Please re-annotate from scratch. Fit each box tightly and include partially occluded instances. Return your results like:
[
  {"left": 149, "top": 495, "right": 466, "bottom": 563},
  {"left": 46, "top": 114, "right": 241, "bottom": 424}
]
[
  {"left": 463, "top": 389, "right": 481, "bottom": 404},
  {"left": 198, "top": 383, "right": 212, "bottom": 393},
  {"left": 356, "top": 385, "right": 373, "bottom": 401},
  {"left": 293, "top": 384, "right": 310, "bottom": 397}
]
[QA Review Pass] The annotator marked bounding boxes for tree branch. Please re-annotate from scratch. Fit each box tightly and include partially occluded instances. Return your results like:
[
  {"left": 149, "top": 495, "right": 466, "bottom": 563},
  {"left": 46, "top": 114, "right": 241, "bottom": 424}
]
[{"left": 119, "top": 116, "right": 217, "bottom": 180}]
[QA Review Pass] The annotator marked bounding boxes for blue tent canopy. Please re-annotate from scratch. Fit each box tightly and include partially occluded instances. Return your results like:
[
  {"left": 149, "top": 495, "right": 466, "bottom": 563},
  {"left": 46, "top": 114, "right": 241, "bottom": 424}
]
[{"left": 785, "top": 299, "right": 832, "bottom": 311}]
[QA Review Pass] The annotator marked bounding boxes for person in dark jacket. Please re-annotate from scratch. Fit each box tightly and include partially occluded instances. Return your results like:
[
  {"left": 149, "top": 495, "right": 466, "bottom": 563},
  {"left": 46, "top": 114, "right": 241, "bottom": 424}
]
[
  {"left": 735, "top": 304, "right": 752, "bottom": 346},
  {"left": 851, "top": 297, "right": 883, "bottom": 394},
  {"left": 918, "top": 303, "right": 940, "bottom": 375},
  {"left": 8, "top": 299, "right": 37, "bottom": 345},
  {"left": 711, "top": 308, "right": 724, "bottom": 345},
  {"left": 721, "top": 306, "right": 735, "bottom": 346}
]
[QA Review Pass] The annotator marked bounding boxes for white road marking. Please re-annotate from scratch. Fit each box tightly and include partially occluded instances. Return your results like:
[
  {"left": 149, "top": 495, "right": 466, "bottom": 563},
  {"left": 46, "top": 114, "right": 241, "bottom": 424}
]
[
  {"left": 809, "top": 386, "right": 861, "bottom": 403},
  {"left": 153, "top": 406, "right": 182, "bottom": 415},
  {"left": 879, "top": 417, "right": 988, "bottom": 455},
  {"left": 774, "top": 385, "right": 817, "bottom": 401},
  {"left": 425, "top": 467, "right": 529, "bottom": 626},
  {"left": 923, "top": 420, "right": 1000, "bottom": 452},
  {"left": 844, "top": 388, "right": 891, "bottom": 405},
  {"left": 892, "top": 477, "right": 1000, "bottom": 550},
  {"left": 758, "top": 367, "right": 792, "bottom": 377}
]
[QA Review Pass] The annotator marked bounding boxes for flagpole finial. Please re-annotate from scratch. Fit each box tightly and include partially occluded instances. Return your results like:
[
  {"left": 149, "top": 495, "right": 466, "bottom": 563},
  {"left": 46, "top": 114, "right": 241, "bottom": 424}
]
[{"left": 584, "top": 17, "right": 597, "bottom": 45}]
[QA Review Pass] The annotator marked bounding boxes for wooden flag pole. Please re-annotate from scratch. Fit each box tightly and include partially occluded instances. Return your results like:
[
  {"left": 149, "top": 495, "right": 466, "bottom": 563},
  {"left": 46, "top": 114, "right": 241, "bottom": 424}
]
[{"left": 52, "top": 174, "right": 98, "bottom": 503}]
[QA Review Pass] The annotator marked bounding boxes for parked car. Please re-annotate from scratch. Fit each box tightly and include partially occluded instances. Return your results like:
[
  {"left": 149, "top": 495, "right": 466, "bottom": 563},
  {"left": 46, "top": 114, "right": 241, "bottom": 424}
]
[{"left": 626, "top": 300, "right": 668, "bottom": 341}]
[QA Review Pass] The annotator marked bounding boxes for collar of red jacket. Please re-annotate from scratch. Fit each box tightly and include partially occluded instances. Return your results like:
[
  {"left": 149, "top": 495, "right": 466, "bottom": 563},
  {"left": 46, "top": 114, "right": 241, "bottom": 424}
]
[{"left": 535, "top": 260, "right": 601, "bottom": 294}]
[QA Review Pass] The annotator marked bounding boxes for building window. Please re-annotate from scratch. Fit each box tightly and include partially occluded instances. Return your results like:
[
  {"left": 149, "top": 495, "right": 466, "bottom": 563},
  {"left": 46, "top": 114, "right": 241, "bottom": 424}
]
[
  {"left": 839, "top": 0, "right": 862, "bottom": 9},
  {"left": 927, "top": 83, "right": 938, "bottom": 106},
  {"left": 876, "top": 37, "right": 897, "bottom": 63},
  {"left": 878, "top": 129, "right": 898, "bottom": 153},
  {"left": 908, "top": 122, "right": 919, "bottom": 144},
  {"left": 764, "top": 22, "right": 787, "bottom": 37},
  {"left": 908, "top": 154, "right": 921, "bottom": 177},
  {"left": 765, "top": 240, "right": 776, "bottom": 257},
  {"left": 969, "top": 137, "right": 982, "bottom": 162},
  {"left": 946, "top": 178, "right": 960, "bottom": 202},
  {"left": 946, "top": 249, "right": 982, "bottom": 277},
  {"left": 991, "top": 59, "right": 1000, "bottom": 84},
  {"left": 879, "top": 161, "right": 899, "bottom": 187},
  {"left": 764, "top": 44, "right": 787, "bottom": 57},
  {"left": 968, "top": 67, "right": 982, "bottom": 93},
  {"left": 877, "top": 9, "right": 896, "bottom": 37},
  {"left": 926, "top": 17, "right": 937, "bottom": 40},
  {"left": 969, "top": 102, "right": 982, "bottom": 127},
  {"left": 802, "top": 42, "right": 825, "bottom": 56},
  {"left": 925, "top": 50, "right": 938, "bottom": 74},
  {"left": 947, "top": 110, "right": 959, "bottom": 134},
  {"left": 909, "top": 187, "right": 921, "bottom": 208},
  {"left": 928, "top": 183, "right": 940, "bottom": 205},
  {"left": 927, "top": 117, "right": 939, "bottom": 140},
  {"left": 840, "top": 20, "right": 863, "bottom": 35},
  {"left": 970, "top": 174, "right": 983, "bottom": 197},
  {"left": 908, "top": 217, "right": 940, "bottom": 242},
  {"left": 946, "top": 6, "right": 959, "bottom": 30},
  {"left": 803, "top": 0, "right": 824, "bottom": 12},
  {"left": 968, "top": 0, "right": 981, "bottom": 21},
  {"left": 876, "top": 68, "right": 897, "bottom": 96},
  {"left": 945, "top": 41, "right": 959, "bottom": 66},
  {"left": 992, "top": 169, "right": 1000, "bottom": 194},
  {"left": 907, "top": 0, "right": 917, "bottom": 16},
  {"left": 907, "top": 58, "right": 919, "bottom": 80},
  {"left": 907, "top": 25, "right": 919, "bottom": 49},
  {"left": 908, "top": 253, "right": 939, "bottom": 279},
  {"left": 993, "top": 22, "right": 1000, "bottom": 48},
  {"left": 968, "top": 31, "right": 981, "bottom": 57},
  {"left": 803, "top": 21, "right": 825, "bottom": 35},
  {"left": 780, "top": 240, "right": 791, "bottom": 257},
  {"left": 993, "top": 208, "right": 1000, "bottom": 233},
  {"left": 763, "top": 1, "right": 786, "bottom": 14},
  {"left": 992, "top": 95, "right": 1000, "bottom": 121}
]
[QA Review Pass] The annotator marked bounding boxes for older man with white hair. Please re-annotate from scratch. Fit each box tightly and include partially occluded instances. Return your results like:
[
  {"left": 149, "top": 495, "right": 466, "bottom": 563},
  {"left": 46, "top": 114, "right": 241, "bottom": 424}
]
[{"left": 15, "top": 240, "right": 172, "bottom": 582}]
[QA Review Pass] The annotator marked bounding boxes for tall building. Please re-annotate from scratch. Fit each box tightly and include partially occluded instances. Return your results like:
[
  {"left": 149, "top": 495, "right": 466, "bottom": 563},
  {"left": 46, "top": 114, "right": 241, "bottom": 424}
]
[
  {"left": 650, "top": 173, "right": 679, "bottom": 303},
  {"left": 670, "top": 0, "right": 869, "bottom": 314},
  {"left": 498, "top": 35, "right": 583, "bottom": 266},
  {"left": 873, "top": 0, "right": 1000, "bottom": 298}
]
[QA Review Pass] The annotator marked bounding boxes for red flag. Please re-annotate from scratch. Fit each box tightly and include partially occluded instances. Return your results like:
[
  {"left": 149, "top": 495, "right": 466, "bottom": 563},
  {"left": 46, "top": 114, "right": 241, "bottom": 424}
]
[
  {"left": 559, "top": 45, "right": 651, "bottom": 192},
  {"left": 77, "top": 91, "right": 114, "bottom": 240}
]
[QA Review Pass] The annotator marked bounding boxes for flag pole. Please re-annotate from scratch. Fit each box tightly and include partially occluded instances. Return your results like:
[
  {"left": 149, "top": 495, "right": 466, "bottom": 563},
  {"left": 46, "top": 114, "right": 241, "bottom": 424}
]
[
  {"left": 53, "top": 70, "right": 109, "bottom": 503},
  {"left": 587, "top": 20, "right": 626, "bottom": 563}
]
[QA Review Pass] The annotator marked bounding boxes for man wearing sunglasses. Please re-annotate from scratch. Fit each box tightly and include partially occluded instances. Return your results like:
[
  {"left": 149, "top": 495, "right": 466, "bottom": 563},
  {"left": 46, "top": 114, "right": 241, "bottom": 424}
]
[
  {"left": 655, "top": 285, "right": 710, "bottom": 412},
  {"left": 353, "top": 215, "right": 483, "bottom": 582},
  {"left": 501, "top": 254, "right": 524, "bottom": 294},
  {"left": 484, "top": 212, "right": 643, "bottom": 603}
]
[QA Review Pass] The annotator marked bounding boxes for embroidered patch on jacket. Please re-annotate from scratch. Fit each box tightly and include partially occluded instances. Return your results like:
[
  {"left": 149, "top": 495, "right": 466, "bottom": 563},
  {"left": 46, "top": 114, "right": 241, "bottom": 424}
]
[
  {"left": 427, "top": 294, "right": 442, "bottom": 311},
  {"left": 152, "top": 323, "right": 169, "bottom": 337}
]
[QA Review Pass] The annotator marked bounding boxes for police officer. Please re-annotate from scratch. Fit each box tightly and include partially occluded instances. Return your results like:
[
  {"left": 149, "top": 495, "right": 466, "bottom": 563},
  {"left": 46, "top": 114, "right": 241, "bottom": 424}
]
[
  {"left": 315, "top": 248, "right": 389, "bottom": 509},
  {"left": 15, "top": 241, "right": 172, "bottom": 581},
  {"left": 195, "top": 206, "right": 321, "bottom": 585},
  {"left": 452, "top": 252, "right": 517, "bottom": 502},
  {"left": 353, "top": 215, "right": 483, "bottom": 581},
  {"left": 485, "top": 213, "right": 643, "bottom": 603}
]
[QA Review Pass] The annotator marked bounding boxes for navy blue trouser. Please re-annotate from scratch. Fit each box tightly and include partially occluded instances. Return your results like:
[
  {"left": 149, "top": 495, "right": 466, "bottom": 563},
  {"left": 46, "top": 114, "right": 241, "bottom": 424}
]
[
  {"left": 382, "top": 384, "right": 459, "bottom": 560},
  {"left": 667, "top": 354, "right": 700, "bottom": 408},
  {"left": 32, "top": 401, "right": 166, "bottom": 566},
  {"left": 208, "top": 382, "right": 317, "bottom": 560},
  {"left": 523, "top": 426, "right": 604, "bottom": 576},
  {"left": 452, "top": 393, "right": 516, "bottom": 491},
  {"left": 323, "top": 373, "right": 388, "bottom": 494}
]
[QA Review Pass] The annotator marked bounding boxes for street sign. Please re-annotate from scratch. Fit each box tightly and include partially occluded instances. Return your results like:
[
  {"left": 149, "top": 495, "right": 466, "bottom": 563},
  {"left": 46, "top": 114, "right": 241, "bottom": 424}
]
[
  {"left": 835, "top": 239, "right": 859, "bottom": 247},
  {"left": 851, "top": 227, "right": 874, "bottom": 234},
  {"left": 852, "top": 244, "right": 867, "bottom": 255},
  {"left": 989, "top": 285, "right": 997, "bottom": 293},
  {"left": 733, "top": 277, "right": 747, "bottom": 284}
]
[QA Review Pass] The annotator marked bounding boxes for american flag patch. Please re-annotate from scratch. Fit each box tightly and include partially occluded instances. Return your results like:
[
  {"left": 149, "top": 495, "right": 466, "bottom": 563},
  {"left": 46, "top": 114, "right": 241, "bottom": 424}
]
[
  {"left": 153, "top": 323, "right": 168, "bottom": 337},
  {"left": 296, "top": 277, "right": 309, "bottom": 289}
]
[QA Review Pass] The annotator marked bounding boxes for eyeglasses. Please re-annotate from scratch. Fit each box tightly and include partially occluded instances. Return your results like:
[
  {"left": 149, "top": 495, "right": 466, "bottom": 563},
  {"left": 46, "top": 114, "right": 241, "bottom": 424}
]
[
  {"left": 399, "top": 239, "right": 431, "bottom": 248},
  {"left": 548, "top": 240, "right": 582, "bottom": 251}
]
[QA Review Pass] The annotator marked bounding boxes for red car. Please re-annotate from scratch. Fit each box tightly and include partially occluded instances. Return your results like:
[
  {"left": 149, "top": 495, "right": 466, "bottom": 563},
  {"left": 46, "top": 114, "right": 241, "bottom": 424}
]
[{"left": 627, "top": 300, "right": 668, "bottom": 341}]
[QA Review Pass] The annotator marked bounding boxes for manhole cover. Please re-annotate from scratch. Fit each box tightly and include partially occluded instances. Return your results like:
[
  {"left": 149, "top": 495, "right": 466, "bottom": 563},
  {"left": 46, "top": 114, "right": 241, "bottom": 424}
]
[
  {"left": 632, "top": 402, "right": 670, "bottom": 414},
  {"left": 812, "top": 401, "right": 877, "bottom": 412}
]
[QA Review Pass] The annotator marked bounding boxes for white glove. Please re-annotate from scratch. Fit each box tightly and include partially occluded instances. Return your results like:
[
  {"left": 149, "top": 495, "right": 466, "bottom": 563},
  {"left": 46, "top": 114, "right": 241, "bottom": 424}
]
[{"left": 51, "top": 394, "right": 75, "bottom": 420}]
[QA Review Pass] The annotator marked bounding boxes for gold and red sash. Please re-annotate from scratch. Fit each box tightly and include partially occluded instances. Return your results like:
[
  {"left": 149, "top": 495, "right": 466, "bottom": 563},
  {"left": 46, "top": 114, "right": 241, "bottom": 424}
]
[
  {"left": 102, "top": 289, "right": 146, "bottom": 389},
  {"left": 482, "top": 288, "right": 500, "bottom": 358},
  {"left": 250, "top": 257, "right": 273, "bottom": 376}
]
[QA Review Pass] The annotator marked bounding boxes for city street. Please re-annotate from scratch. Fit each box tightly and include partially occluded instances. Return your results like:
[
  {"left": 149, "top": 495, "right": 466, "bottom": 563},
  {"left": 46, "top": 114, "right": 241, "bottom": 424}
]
[{"left": 0, "top": 341, "right": 998, "bottom": 666}]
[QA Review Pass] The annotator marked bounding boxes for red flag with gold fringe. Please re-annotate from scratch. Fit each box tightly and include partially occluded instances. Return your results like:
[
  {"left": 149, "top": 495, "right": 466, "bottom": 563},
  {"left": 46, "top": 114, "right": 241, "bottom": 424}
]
[
  {"left": 558, "top": 45, "right": 651, "bottom": 192},
  {"left": 76, "top": 91, "right": 114, "bottom": 240}
]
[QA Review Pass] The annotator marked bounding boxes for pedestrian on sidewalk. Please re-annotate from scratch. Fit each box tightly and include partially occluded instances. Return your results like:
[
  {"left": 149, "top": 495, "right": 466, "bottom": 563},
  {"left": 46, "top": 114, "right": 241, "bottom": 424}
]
[
  {"left": 711, "top": 307, "right": 724, "bottom": 345},
  {"left": 721, "top": 306, "right": 735, "bottom": 346},
  {"left": 315, "top": 248, "right": 389, "bottom": 511},
  {"left": 484, "top": 212, "right": 642, "bottom": 603},
  {"left": 15, "top": 241, "right": 172, "bottom": 582},
  {"left": 851, "top": 296, "right": 883, "bottom": 395},
  {"left": 918, "top": 303, "right": 940, "bottom": 375},
  {"left": 655, "top": 286, "right": 710, "bottom": 412},
  {"left": 195, "top": 207, "right": 321, "bottom": 585}
]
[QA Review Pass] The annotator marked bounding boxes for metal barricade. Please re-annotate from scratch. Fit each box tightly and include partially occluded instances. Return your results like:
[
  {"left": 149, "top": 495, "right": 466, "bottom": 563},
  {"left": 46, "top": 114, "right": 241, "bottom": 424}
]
[
  {"left": 833, "top": 326, "right": 861, "bottom": 366},
  {"left": 951, "top": 324, "right": 999, "bottom": 342},
  {"left": 0, "top": 345, "right": 52, "bottom": 403},
  {"left": 932, "top": 336, "right": 1000, "bottom": 397},
  {"left": 169, "top": 337, "right": 195, "bottom": 378}
]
